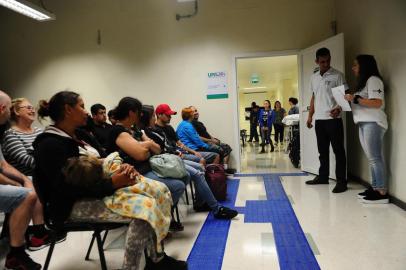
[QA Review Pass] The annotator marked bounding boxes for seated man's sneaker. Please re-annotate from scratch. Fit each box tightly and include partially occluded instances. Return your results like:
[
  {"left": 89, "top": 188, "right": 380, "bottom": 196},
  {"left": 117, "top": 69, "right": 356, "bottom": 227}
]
[
  {"left": 305, "top": 176, "right": 329, "bottom": 185},
  {"left": 193, "top": 203, "right": 211, "bottom": 212},
  {"left": 28, "top": 231, "right": 67, "bottom": 251},
  {"left": 5, "top": 250, "right": 41, "bottom": 270},
  {"left": 214, "top": 207, "right": 238, "bottom": 220},
  {"left": 362, "top": 190, "right": 389, "bottom": 204}
]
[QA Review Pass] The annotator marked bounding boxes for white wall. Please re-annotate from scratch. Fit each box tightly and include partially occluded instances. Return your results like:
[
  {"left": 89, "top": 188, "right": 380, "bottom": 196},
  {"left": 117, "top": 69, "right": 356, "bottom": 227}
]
[
  {"left": 0, "top": 0, "right": 335, "bottom": 169},
  {"left": 336, "top": 0, "right": 406, "bottom": 201}
]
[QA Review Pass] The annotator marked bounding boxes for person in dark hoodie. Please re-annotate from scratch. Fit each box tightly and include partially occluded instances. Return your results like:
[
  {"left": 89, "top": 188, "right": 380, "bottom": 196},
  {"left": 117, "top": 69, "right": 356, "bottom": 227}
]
[{"left": 33, "top": 91, "right": 187, "bottom": 270}]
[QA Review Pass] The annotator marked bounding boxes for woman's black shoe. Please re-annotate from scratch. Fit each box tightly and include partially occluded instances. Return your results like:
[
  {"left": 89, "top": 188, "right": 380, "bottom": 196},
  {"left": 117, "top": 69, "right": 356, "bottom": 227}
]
[
  {"left": 169, "top": 220, "right": 184, "bottom": 232},
  {"left": 145, "top": 254, "right": 188, "bottom": 270}
]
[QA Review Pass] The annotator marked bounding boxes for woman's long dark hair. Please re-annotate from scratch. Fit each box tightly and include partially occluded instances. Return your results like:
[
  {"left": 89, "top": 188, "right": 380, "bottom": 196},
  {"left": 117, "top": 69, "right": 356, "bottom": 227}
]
[
  {"left": 356, "top": 55, "right": 382, "bottom": 90},
  {"left": 114, "top": 97, "right": 142, "bottom": 121},
  {"left": 274, "top": 101, "right": 281, "bottom": 110}
]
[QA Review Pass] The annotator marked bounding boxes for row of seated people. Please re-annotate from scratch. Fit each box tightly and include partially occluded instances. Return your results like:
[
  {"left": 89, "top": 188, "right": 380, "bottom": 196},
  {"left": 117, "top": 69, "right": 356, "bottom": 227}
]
[
  {"left": 91, "top": 103, "right": 233, "bottom": 173},
  {"left": 0, "top": 90, "right": 237, "bottom": 270}
]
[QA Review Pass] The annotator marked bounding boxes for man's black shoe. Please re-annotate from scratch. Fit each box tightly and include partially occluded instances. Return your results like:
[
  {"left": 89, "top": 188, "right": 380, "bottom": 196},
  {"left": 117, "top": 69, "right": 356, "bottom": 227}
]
[
  {"left": 193, "top": 203, "right": 211, "bottom": 212},
  {"left": 332, "top": 182, "right": 348, "bottom": 193},
  {"left": 305, "top": 176, "right": 329, "bottom": 185},
  {"left": 260, "top": 149, "right": 265, "bottom": 153},
  {"left": 225, "top": 168, "right": 236, "bottom": 175},
  {"left": 214, "top": 207, "right": 238, "bottom": 220}
]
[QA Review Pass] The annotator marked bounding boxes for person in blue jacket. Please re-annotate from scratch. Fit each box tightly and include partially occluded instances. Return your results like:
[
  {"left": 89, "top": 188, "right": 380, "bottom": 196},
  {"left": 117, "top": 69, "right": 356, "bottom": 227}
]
[
  {"left": 176, "top": 107, "right": 220, "bottom": 164},
  {"left": 258, "top": 100, "right": 275, "bottom": 153}
]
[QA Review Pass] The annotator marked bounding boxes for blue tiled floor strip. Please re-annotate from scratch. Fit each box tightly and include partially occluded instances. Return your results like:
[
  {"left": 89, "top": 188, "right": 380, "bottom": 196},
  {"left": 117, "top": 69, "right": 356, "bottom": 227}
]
[
  {"left": 186, "top": 180, "right": 239, "bottom": 270},
  {"left": 187, "top": 173, "right": 320, "bottom": 270}
]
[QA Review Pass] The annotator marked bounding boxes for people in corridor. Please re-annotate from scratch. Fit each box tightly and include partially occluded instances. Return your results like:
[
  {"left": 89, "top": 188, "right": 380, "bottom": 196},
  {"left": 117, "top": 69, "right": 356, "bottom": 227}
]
[
  {"left": 273, "top": 101, "right": 286, "bottom": 147},
  {"left": 248, "top": 102, "right": 260, "bottom": 143},
  {"left": 288, "top": 97, "right": 299, "bottom": 115},
  {"left": 258, "top": 100, "right": 275, "bottom": 153}
]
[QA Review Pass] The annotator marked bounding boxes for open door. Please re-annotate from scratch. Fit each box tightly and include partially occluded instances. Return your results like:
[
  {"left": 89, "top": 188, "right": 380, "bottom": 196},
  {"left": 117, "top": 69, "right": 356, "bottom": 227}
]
[{"left": 299, "top": 33, "right": 346, "bottom": 179}]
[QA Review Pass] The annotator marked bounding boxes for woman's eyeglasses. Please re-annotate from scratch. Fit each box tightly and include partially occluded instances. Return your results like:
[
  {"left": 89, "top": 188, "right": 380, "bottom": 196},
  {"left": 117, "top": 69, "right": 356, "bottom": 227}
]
[{"left": 18, "top": 105, "right": 35, "bottom": 111}]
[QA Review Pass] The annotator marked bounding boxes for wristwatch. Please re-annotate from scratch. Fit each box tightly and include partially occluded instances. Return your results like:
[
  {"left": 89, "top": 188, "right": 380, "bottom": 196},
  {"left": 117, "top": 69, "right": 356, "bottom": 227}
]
[{"left": 353, "top": 95, "right": 362, "bottom": 104}]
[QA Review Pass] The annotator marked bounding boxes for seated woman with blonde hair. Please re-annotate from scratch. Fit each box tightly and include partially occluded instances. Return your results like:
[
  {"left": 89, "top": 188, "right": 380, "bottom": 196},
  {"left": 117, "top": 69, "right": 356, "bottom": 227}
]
[{"left": 2, "top": 98, "right": 42, "bottom": 176}]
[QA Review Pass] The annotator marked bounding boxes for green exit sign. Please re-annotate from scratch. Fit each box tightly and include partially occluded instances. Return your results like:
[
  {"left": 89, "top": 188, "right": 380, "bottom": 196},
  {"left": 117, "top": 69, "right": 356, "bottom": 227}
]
[{"left": 250, "top": 73, "right": 260, "bottom": 84}]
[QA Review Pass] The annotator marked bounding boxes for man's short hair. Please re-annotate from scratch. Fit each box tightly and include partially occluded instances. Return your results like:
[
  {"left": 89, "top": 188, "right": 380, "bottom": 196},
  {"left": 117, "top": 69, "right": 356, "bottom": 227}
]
[
  {"left": 107, "top": 109, "right": 115, "bottom": 118},
  {"left": 181, "top": 108, "right": 194, "bottom": 121},
  {"left": 316, "top": 47, "right": 330, "bottom": 60},
  {"left": 288, "top": 97, "right": 298, "bottom": 105},
  {"left": 90, "top": 103, "right": 106, "bottom": 116}
]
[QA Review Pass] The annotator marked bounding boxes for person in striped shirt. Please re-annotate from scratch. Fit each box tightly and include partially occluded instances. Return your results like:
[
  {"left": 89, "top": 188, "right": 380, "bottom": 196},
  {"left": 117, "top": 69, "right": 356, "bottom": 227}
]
[{"left": 2, "top": 98, "right": 42, "bottom": 176}]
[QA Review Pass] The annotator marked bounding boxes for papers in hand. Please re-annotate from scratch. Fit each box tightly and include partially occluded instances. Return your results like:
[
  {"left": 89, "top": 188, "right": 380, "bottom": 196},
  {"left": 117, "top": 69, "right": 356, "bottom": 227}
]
[{"left": 332, "top": 84, "right": 351, "bottom": 111}]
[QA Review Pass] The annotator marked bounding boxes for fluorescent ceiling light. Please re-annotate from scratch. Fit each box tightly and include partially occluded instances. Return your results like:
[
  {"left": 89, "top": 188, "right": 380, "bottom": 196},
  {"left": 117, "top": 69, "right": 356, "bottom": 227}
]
[
  {"left": 241, "top": 86, "right": 267, "bottom": 90},
  {"left": 0, "top": 0, "right": 55, "bottom": 21}
]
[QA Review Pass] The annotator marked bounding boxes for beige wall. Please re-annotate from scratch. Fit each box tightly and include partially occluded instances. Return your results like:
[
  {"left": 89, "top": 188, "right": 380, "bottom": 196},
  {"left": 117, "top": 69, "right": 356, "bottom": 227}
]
[
  {"left": 336, "top": 0, "right": 406, "bottom": 201},
  {"left": 0, "top": 0, "right": 335, "bottom": 168}
]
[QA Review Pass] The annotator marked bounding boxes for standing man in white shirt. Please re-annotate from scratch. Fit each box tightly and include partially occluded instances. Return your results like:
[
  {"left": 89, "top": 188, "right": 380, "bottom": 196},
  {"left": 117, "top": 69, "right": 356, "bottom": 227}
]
[{"left": 305, "top": 48, "right": 348, "bottom": 193}]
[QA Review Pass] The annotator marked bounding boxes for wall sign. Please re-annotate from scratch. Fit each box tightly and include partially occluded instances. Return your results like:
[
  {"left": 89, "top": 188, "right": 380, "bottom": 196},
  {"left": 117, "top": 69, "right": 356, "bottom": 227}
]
[
  {"left": 207, "top": 71, "right": 228, "bottom": 99},
  {"left": 250, "top": 73, "right": 260, "bottom": 84}
]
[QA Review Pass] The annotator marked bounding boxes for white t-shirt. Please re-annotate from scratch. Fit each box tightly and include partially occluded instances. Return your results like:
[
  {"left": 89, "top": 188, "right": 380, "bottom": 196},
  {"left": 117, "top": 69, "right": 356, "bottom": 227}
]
[
  {"left": 352, "top": 76, "right": 388, "bottom": 129},
  {"left": 310, "top": 67, "right": 346, "bottom": 120}
]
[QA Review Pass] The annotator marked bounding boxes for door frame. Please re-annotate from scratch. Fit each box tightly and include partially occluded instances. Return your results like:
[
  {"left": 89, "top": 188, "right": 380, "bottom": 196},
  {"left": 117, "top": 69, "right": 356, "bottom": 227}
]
[{"left": 231, "top": 50, "right": 299, "bottom": 172}]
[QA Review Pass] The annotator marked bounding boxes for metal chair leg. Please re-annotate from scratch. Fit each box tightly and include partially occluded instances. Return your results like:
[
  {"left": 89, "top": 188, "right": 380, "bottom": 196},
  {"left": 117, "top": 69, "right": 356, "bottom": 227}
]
[
  {"left": 189, "top": 181, "right": 196, "bottom": 206},
  {"left": 101, "top": 230, "right": 109, "bottom": 246},
  {"left": 86, "top": 229, "right": 109, "bottom": 260},
  {"left": 184, "top": 186, "right": 190, "bottom": 205},
  {"left": 43, "top": 233, "right": 56, "bottom": 270},
  {"left": 175, "top": 206, "right": 180, "bottom": 223},
  {"left": 95, "top": 231, "right": 108, "bottom": 270},
  {"left": 85, "top": 234, "right": 96, "bottom": 261},
  {"left": 0, "top": 213, "right": 10, "bottom": 239}
]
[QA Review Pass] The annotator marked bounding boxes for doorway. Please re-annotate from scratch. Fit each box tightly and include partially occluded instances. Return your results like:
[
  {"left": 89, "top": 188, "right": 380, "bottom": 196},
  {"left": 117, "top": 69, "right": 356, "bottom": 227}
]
[{"left": 235, "top": 54, "right": 299, "bottom": 172}]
